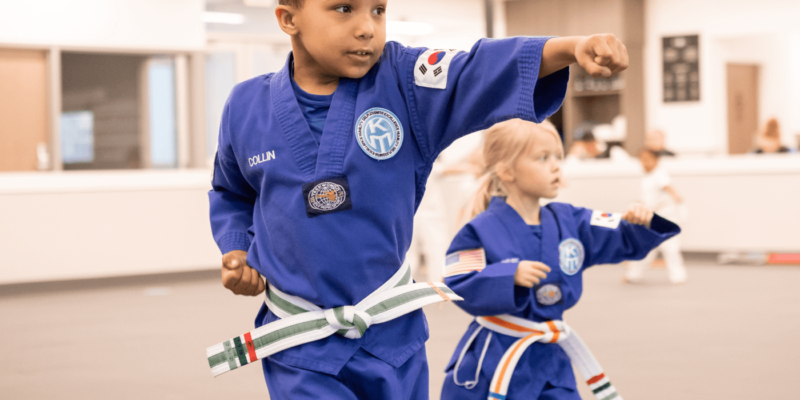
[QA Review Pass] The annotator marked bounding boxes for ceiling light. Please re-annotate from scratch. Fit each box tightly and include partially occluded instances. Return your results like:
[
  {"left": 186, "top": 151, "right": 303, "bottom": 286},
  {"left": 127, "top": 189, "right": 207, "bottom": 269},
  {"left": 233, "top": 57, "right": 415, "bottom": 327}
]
[
  {"left": 244, "top": 0, "right": 275, "bottom": 6},
  {"left": 387, "top": 21, "right": 434, "bottom": 36},
  {"left": 203, "top": 12, "right": 245, "bottom": 25}
]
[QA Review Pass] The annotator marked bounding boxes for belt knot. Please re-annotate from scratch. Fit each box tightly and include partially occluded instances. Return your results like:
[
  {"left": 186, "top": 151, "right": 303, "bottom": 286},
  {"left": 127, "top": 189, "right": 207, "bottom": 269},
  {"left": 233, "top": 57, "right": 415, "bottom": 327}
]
[{"left": 324, "top": 306, "right": 373, "bottom": 339}]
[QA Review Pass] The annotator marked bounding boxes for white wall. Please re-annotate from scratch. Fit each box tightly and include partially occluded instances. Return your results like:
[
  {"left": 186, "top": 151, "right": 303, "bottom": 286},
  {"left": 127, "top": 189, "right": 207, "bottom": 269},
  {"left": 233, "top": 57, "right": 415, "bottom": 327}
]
[
  {"left": 557, "top": 155, "right": 800, "bottom": 253},
  {"left": 0, "top": 171, "right": 219, "bottom": 284},
  {"left": 0, "top": 0, "right": 205, "bottom": 51},
  {"left": 645, "top": 0, "right": 800, "bottom": 154}
]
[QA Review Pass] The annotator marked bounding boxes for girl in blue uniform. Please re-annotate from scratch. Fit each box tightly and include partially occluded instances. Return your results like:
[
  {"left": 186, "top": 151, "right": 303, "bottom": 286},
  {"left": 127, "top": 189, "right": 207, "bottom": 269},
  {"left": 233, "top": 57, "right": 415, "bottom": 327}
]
[{"left": 440, "top": 119, "right": 680, "bottom": 400}]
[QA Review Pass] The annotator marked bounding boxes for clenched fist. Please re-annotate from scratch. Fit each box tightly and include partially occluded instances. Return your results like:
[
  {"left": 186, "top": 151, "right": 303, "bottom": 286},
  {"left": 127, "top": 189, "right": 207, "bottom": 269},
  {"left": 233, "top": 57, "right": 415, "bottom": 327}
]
[
  {"left": 221, "top": 250, "right": 266, "bottom": 296},
  {"left": 575, "top": 34, "right": 629, "bottom": 78},
  {"left": 514, "top": 261, "right": 551, "bottom": 288},
  {"left": 622, "top": 204, "right": 654, "bottom": 228}
]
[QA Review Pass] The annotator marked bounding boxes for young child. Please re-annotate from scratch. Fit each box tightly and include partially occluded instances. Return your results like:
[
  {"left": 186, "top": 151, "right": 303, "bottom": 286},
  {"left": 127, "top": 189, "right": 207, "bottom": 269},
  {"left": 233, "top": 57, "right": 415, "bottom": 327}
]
[
  {"left": 206, "top": 0, "right": 629, "bottom": 398},
  {"left": 441, "top": 119, "right": 680, "bottom": 400},
  {"left": 624, "top": 149, "right": 687, "bottom": 284}
]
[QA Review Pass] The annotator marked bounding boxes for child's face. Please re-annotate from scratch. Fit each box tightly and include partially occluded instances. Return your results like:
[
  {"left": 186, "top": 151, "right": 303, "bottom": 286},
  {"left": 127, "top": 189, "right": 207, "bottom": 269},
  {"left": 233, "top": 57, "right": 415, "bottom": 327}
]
[
  {"left": 640, "top": 151, "right": 658, "bottom": 172},
  {"left": 290, "top": 0, "right": 387, "bottom": 79},
  {"left": 508, "top": 130, "right": 563, "bottom": 200}
]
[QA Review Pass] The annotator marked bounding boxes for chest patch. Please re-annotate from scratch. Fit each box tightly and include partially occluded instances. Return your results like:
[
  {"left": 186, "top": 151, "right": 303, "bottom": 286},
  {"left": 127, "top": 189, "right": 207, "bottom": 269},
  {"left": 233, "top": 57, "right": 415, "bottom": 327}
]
[
  {"left": 302, "top": 176, "right": 353, "bottom": 218},
  {"left": 355, "top": 108, "right": 403, "bottom": 160},
  {"left": 559, "top": 238, "right": 585, "bottom": 276},
  {"left": 536, "top": 283, "right": 562, "bottom": 306}
]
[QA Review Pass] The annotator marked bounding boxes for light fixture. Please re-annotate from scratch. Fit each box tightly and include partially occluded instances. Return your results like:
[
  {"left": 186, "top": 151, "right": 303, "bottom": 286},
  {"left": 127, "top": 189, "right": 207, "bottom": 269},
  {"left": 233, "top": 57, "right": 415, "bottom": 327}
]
[
  {"left": 203, "top": 11, "right": 246, "bottom": 25},
  {"left": 387, "top": 21, "right": 434, "bottom": 36},
  {"left": 243, "top": 0, "right": 275, "bottom": 6}
]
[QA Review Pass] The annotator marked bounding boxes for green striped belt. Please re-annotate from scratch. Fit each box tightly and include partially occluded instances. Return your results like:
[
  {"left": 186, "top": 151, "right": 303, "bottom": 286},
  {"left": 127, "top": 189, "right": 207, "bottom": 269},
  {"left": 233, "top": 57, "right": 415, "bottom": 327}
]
[{"left": 206, "top": 262, "right": 463, "bottom": 377}]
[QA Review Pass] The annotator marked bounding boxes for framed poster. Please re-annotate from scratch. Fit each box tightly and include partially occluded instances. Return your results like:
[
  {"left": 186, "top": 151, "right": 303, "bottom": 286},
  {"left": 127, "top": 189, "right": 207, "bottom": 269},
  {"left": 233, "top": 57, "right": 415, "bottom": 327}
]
[{"left": 663, "top": 35, "right": 700, "bottom": 102}]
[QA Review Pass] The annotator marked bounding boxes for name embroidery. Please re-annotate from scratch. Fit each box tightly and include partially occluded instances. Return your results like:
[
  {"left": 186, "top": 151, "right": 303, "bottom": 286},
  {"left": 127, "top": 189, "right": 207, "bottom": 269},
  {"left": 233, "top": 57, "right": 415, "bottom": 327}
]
[{"left": 249, "top": 151, "right": 276, "bottom": 167}]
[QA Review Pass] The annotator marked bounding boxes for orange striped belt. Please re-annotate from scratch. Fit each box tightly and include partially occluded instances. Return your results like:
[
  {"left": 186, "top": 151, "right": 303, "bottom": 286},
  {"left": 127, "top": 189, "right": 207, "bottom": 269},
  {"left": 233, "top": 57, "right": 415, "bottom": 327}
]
[{"left": 472, "top": 315, "right": 622, "bottom": 400}]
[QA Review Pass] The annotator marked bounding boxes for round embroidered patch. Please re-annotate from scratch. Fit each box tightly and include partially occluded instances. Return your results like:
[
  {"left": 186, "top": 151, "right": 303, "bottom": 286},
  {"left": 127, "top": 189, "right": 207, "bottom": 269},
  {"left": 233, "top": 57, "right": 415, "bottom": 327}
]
[
  {"left": 559, "top": 238, "right": 585, "bottom": 276},
  {"left": 536, "top": 284, "right": 562, "bottom": 306},
  {"left": 355, "top": 108, "right": 404, "bottom": 160},
  {"left": 308, "top": 181, "right": 346, "bottom": 211}
]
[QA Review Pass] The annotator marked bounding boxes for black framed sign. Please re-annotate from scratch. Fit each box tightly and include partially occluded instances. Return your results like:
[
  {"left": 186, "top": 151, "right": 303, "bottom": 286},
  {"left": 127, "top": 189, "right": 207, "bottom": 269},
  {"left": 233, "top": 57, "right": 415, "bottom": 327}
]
[{"left": 663, "top": 35, "right": 700, "bottom": 102}]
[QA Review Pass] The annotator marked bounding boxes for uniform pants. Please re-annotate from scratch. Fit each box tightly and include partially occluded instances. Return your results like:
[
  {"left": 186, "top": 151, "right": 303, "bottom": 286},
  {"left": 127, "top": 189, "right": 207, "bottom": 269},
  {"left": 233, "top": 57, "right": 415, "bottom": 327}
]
[
  {"left": 262, "top": 346, "right": 429, "bottom": 400},
  {"left": 441, "top": 371, "right": 581, "bottom": 400},
  {"left": 626, "top": 236, "right": 687, "bottom": 283}
]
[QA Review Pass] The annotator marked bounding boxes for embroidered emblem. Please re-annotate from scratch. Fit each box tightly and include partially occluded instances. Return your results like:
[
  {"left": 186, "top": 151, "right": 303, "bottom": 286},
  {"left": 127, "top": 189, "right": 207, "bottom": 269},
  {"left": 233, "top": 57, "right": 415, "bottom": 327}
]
[
  {"left": 308, "top": 182, "right": 346, "bottom": 211},
  {"left": 590, "top": 210, "right": 622, "bottom": 229},
  {"left": 302, "top": 176, "right": 353, "bottom": 218},
  {"left": 355, "top": 108, "right": 404, "bottom": 160},
  {"left": 536, "top": 284, "right": 562, "bottom": 306},
  {"left": 414, "top": 49, "right": 460, "bottom": 89},
  {"left": 559, "top": 238, "right": 585, "bottom": 276}
]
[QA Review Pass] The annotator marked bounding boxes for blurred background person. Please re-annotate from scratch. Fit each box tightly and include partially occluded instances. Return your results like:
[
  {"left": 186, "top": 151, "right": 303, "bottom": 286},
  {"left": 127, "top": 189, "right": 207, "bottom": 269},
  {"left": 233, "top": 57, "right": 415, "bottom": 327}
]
[
  {"left": 625, "top": 149, "right": 687, "bottom": 284},
  {"left": 566, "top": 130, "right": 601, "bottom": 161},
  {"left": 644, "top": 129, "right": 676, "bottom": 157},
  {"left": 752, "top": 118, "right": 789, "bottom": 154}
]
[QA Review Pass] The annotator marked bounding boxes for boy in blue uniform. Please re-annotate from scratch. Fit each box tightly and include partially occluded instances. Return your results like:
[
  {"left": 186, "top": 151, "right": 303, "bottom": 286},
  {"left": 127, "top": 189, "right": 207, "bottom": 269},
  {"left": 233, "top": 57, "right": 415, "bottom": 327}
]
[
  {"left": 207, "top": 0, "right": 629, "bottom": 398},
  {"left": 441, "top": 120, "right": 680, "bottom": 400}
]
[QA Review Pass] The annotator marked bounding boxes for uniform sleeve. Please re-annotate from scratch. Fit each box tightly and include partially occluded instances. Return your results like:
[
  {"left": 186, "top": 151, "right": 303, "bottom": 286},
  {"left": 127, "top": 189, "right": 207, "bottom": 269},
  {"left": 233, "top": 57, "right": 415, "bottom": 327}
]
[
  {"left": 570, "top": 205, "right": 681, "bottom": 268},
  {"left": 208, "top": 99, "right": 258, "bottom": 255},
  {"left": 398, "top": 37, "right": 569, "bottom": 161},
  {"left": 443, "top": 224, "right": 531, "bottom": 316},
  {"left": 655, "top": 168, "right": 671, "bottom": 189}
]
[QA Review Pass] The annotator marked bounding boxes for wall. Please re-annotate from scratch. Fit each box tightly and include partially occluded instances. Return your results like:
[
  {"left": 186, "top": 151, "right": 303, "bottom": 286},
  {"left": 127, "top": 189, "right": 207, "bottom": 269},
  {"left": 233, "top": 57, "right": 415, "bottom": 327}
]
[
  {"left": 645, "top": 0, "right": 800, "bottom": 154},
  {"left": 0, "top": 171, "right": 219, "bottom": 284},
  {"left": 0, "top": 0, "right": 205, "bottom": 51},
  {"left": 556, "top": 155, "right": 800, "bottom": 253}
]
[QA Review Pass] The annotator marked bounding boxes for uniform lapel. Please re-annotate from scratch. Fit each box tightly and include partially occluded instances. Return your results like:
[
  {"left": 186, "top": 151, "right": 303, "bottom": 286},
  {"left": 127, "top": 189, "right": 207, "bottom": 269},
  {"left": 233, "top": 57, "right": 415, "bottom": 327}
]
[
  {"left": 270, "top": 55, "right": 320, "bottom": 182},
  {"left": 488, "top": 197, "right": 538, "bottom": 261},
  {"left": 314, "top": 78, "right": 357, "bottom": 180},
  {"left": 539, "top": 206, "right": 561, "bottom": 271}
]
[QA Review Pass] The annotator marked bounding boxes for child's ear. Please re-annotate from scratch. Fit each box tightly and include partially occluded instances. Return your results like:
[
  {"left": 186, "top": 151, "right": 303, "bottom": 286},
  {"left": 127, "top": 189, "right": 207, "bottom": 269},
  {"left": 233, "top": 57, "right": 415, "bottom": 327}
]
[
  {"left": 276, "top": 5, "right": 299, "bottom": 36},
  {"left": 495, "top": 161, "right": 515, "bottom": 183}
]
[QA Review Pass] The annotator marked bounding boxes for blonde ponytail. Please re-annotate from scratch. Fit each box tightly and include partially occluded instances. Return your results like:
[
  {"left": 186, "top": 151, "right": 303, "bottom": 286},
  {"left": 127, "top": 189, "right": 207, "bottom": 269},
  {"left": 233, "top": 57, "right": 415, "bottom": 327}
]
[{"left": 463, "top": 119, "right": 563, "bottom": 221}]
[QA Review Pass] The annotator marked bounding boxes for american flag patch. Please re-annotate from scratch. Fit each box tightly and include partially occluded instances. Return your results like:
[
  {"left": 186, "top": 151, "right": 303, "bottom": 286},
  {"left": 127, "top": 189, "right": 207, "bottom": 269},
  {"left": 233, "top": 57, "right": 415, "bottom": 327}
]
[{"left": 443, "top": 249, "right": 486, "bottom": 277}]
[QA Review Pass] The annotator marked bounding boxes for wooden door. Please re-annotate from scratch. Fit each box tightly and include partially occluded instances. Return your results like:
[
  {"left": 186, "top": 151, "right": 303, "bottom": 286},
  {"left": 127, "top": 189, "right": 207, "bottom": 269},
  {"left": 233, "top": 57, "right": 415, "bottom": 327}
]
[
  {"left": 0, "top": 49, "right": 49, "bottom": 171},
  {"left": 727, "top": 64, "right": 759, "bottom": 154}
]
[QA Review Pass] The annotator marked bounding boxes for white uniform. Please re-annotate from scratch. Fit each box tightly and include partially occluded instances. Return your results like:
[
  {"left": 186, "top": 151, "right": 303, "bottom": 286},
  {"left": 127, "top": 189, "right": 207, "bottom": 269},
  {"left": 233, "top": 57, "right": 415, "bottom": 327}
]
[{"left": 626, "top": 166, "right": 688, "bottom": 284}]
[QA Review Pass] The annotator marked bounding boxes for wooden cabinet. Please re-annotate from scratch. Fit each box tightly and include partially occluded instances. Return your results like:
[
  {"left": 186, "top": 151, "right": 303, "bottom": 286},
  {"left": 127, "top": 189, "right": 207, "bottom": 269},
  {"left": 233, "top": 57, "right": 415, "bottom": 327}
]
[
  {"left": 0, "top": 49, "right": 49, "bottom": 171},
  {"left": 504, "top": 0, "right": 645, "bottom": 153}
]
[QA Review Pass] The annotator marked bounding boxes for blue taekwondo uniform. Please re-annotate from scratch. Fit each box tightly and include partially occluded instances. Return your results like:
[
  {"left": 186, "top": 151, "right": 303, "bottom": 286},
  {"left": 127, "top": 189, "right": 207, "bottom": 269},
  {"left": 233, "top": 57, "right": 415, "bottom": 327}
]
[
  {"left": 208, "top": 38, "right": 569, "bottom": 399},
  {"left": 441, "top": 197, "right": 680, "bottom": 400}
]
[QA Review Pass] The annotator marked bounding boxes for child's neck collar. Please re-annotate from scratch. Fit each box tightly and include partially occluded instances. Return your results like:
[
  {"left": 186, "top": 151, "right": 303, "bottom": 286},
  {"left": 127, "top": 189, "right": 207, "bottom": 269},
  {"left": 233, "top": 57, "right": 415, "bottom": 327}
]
[
  {"left": 505, "top": 193, "right": 541, "bottom": 225},
  {"left": 291, "top": 52, "right": 340, "bottom": 96}
]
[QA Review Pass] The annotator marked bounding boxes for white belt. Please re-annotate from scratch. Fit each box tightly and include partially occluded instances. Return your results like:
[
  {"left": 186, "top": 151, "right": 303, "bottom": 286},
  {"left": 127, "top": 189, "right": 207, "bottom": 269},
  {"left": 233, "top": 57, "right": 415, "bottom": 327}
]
[
  {"left": 453, "top": 314, "right": 621, "bottom": 400},
  {"left": 206, "top": 262, "right": 463, "bottom": 377}
]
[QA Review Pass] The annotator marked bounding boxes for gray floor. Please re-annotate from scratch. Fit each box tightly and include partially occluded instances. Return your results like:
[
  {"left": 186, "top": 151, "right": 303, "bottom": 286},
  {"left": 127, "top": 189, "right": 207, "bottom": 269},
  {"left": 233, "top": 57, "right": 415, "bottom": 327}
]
[{"left": 2, "top": 261, "right": 798, "bottom": 399}]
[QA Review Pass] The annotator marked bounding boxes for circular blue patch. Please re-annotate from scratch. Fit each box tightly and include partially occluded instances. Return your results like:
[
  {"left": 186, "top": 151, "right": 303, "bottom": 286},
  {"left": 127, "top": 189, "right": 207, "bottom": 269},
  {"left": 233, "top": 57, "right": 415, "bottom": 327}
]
[
  {"left": 559, "top": 238, "right": 585, "bottom": 276},
  {"left": 355, "top": 108, "right": 404, "bottom": 160}
]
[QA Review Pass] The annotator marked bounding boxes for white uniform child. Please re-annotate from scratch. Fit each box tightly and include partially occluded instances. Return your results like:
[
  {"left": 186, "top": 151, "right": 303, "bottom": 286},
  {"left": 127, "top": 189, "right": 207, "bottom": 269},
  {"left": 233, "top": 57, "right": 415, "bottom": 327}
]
[{"left": 626, "top": 154, "right": 688, "bottom": 284}]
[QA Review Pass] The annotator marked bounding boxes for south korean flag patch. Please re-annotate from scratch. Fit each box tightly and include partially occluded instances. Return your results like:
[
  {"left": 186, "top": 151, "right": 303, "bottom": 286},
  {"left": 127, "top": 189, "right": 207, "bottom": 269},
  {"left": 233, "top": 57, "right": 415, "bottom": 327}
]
[
  {"left": 590, "top": 210, "right": 622, "bottom": 229},
  {"left": 414, "top": 49, "right": 459, "bottom": 90}
]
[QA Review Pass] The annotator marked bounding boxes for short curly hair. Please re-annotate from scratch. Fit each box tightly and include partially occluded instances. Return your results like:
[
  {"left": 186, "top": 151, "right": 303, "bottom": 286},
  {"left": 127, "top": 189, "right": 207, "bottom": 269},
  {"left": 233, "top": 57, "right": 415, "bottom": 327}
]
[{"left": 278, "top": 0, "right": 303, "bottom": 8}]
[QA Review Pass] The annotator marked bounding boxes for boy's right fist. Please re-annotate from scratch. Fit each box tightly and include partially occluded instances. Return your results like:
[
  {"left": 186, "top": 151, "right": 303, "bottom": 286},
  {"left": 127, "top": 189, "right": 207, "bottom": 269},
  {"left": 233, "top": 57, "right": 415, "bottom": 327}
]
[
  {"left": 514, "top": 261, "right": 551, "bottom": 288},
  {"left": 222, "top": 250, "right": 266, "bottom": 296}
]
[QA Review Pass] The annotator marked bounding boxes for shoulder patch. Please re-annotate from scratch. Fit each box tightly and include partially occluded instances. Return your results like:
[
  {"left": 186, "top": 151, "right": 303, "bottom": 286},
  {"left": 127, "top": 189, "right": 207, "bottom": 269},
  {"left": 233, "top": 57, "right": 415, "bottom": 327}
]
[
  {"left": 443, "top": 248, "right": 486, "bottom": 278},
  {"left": 590, "top": 210, "right": 622, "bottom": 229},
  {"left": 414, "top": 49, "right": 459, "bottom": 90}
]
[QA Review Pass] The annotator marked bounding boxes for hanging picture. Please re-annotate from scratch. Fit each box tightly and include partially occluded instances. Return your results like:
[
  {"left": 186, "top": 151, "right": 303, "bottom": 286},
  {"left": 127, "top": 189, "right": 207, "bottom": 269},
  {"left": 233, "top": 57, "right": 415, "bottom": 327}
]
[{"left": 663, "top": 35, "right": 700, "bottom": 102}]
